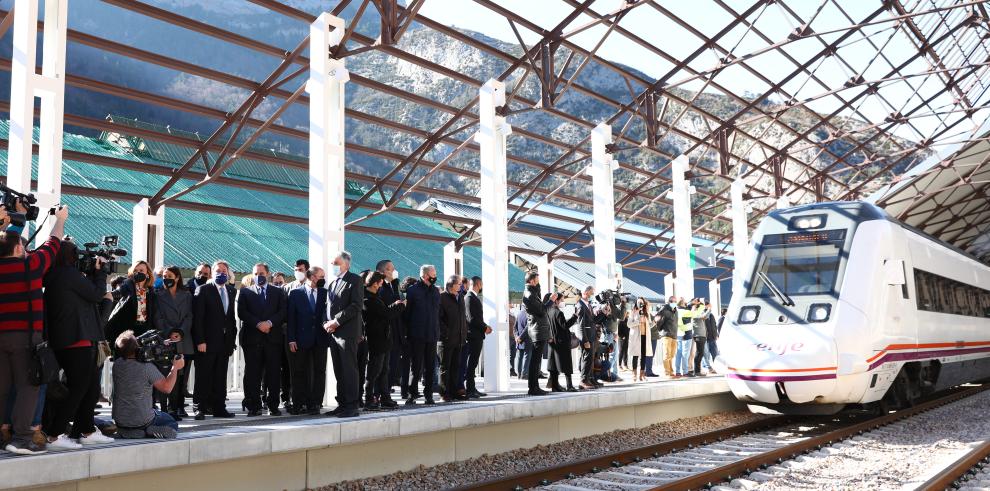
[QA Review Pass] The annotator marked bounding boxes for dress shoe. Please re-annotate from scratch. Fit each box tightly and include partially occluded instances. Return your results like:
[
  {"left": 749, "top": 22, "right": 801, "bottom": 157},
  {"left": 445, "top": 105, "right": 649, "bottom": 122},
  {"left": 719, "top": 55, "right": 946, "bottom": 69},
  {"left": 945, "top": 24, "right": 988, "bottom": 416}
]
[
  {"left": 528, "top": 388, "right": 549, "bottom": 396},
  {"left": 510, "top": 368, "right": 518, "bottom": 377},
  {"left": 178, "top": 408, "right": 190, "bottom": 418},
  {"left": 214, "top": 410, "right": 235, "bottom": 418},
  {"left": 287, "top": 407, "right": 301, "bottom": 415},
  {"left": 325, "top": 407, "right": 343, "bottom": 416},
  {"left": 365, "top": 401, "right": 381, "bottom": 410},
  {"left": 455, "top": 390, "right": 469, "bottom": 401},
  {"left": 539, "top": 372, "right": 548, "bottom": 379},
  {"left": 247, "top": 409, "right": 262, "bottom": 417},
  {"left": 580, "top": 382, "right": 596, "bottom": 390},
  {"left": 168, "top": 411, "right": 183, "bottom": 421},
  {"left": 405, "top": 398, "right": 417, "bottom": 406},
  {"left": 441, "top": 396, "right": 453, "bottom": 403},
  {"left": 467, "top": 390, "right": 486, "bottom": 398},
  {"left": 380, "top": 399, "right": 399, "bottom": 409},
  {"left": 268, "top": 408, "right": 282, "bottom": 416},
  {"left": 336, "top": 409, "right": 360, "bottom": 418},
  {"left": 566, "top": 386, "right": 578, "bottom": 392},
  {"left": 550, "top": 384, "right": 566, "bottom": 392},
  {"left": 423, "top": 398, "right": 436, "bottom": 405},
  {"left": 307, "top": 407, "right": 321, "bottom": 416},
  {"left": 194, "top": 412, "right": 206, "bottom": 421}
]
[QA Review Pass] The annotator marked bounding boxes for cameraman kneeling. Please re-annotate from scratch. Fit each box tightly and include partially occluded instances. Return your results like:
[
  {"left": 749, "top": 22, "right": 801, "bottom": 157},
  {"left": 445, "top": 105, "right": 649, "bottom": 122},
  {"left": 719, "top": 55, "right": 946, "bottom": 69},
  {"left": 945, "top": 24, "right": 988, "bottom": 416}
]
[{"left": 112, "top": 330, "right": 183, "bottom": 439}]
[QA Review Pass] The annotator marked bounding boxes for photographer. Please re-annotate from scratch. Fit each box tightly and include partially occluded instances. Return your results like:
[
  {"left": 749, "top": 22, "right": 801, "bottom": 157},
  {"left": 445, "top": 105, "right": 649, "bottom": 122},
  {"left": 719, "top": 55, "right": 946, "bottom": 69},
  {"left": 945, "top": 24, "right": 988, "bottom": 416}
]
[
  {"left": 0, "top": 204, "right": 66, "bottom": 455},
  {"left": 112, "top": 331, "right": 183, "bottom": 439},
  {"left": 41, "top": 240, "right": 115, "bottom": 449},
  {"left": 153, "top": 266, "right": 192, "bottom": 420},
  {"left": 106, "top": 261, "right": 157, "bottom": 351}
]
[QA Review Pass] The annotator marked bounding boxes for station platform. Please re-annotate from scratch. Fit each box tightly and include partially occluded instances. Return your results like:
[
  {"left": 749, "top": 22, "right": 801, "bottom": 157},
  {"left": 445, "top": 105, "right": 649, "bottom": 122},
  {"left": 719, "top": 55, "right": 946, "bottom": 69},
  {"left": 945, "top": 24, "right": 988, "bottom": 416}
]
[{"left": 4, "top": 374, "right": 737, "bottom": 491}]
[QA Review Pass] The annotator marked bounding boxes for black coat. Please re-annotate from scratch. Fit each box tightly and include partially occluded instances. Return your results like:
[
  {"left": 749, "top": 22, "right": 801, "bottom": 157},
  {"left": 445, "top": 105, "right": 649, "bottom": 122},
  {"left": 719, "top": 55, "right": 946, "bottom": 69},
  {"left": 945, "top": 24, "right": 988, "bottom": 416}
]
[
  {"left": 192, "top": 281, "right": 238, "bottom": 355},
  {"left": 153, "top": 286, "right": 193, "bottom": 354},
  {"left": 325, "top": 271, "right": 363, "bottom": 341},
  {"left": 438, "top": 291, "right": 467, "bottom": 346},
  {"left": 657, "top": 304, "right": 677, "bottom": 338},
  {"left": 705, "top": 312, "right": 719, "bottom": 340},
  {"left": 575, "top": 298, "right": 604, "bottom": 342},
  {"left": 379, "top": 280, "right": 406, "bottom": 346},
  {"left": 286, "top": 286, "right": 329, "bottom": 350},
  {"left": 547, "top": 304, "right": 577, "bottom": 374},
  {"left": 404, "top": 280, "right": 440, "bottom": 342},
  {"left": 464, "top": 290, "right": 487, "bottom": 341},
  {"left": 43, "top": 266, "right": 108, "bottom": 350},
  {"left": 523, "top": 285, "right": 550, "bottom": 342},
  {"left": 236, "top": 284, "right": 287, "bottom": 347},
  {"left": 363, "top": 289, "right": 403, "bottom": 355},
  {"left": 106, "top": 278, "right": 157, "bottom": 347}
]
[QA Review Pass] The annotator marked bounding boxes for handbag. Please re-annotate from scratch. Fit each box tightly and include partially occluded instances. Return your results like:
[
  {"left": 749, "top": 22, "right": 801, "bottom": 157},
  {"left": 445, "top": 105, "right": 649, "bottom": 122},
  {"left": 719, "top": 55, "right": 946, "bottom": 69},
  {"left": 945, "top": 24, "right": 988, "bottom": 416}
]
[
  {"left": 96, "top": 340, "right": 112, "bottom": 367},
  {"left": 569, "top": 333, "right": 580, "bottom": 349},
  {"left": 25, "top": 261, "right": 60, "bottom": 386}
]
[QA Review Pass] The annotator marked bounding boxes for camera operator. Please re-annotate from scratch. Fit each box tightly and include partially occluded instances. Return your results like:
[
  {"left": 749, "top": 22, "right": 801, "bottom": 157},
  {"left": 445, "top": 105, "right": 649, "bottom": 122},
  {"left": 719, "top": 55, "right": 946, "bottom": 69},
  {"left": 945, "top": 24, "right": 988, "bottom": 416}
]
[
  {"left": 106, "top": 261, "right": 157, "bottom": 351},
  {"left": 0, "top": 204, "right": 67, "bottom": 455},
  {"left": 41, "top": 240, "right": 116, "bottom": 449},
  {"left": 153, "top": 266, "right": 192, "bottom": 420},
  {"left": 112, "top": 331, "right": 183, "bottom": 439}
]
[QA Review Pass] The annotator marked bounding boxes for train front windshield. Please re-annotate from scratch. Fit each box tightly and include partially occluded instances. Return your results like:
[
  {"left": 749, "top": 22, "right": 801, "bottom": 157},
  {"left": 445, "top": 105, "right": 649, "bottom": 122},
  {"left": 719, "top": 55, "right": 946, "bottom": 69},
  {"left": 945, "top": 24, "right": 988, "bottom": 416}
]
[{"left": 748, "top": 229, "right": 846, "bottom": 297}]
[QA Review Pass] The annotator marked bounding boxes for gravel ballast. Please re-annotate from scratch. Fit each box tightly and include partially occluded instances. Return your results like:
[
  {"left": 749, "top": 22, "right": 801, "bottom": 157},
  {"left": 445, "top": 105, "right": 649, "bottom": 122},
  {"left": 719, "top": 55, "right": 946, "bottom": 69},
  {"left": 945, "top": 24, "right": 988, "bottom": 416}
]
[
  {"left": 319, "top": 410, "right": 767, "bottom": 491},
  {"left": 741, "top": 388, "right": 990, "bottom": 491}
]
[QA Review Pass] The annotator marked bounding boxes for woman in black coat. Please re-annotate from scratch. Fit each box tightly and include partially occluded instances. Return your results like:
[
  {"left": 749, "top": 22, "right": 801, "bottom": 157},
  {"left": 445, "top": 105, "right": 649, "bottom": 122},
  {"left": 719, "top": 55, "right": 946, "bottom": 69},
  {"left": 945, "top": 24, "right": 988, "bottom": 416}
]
[
  {"left": 105, "top": 260, "right": 157, "bottom": 354},
  {"left": 41, "top": 241, "right": 114, "bottom": 448},
  {"left": 545, "top": 293, "right": 577, "bottom": 392},
  {"left": 362, "top": 271, "right": 404, "bottom": 409},
  {"left": 153, "top": 265, "right": 193, "bottom": 419}
]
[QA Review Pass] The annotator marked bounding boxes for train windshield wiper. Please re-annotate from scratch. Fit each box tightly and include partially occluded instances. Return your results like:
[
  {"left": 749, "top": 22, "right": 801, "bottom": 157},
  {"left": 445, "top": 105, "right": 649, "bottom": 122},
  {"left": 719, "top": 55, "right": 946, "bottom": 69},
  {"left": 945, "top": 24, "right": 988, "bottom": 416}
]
[{"left": 758, "top": 272, "right": 795, "bottom": 307}]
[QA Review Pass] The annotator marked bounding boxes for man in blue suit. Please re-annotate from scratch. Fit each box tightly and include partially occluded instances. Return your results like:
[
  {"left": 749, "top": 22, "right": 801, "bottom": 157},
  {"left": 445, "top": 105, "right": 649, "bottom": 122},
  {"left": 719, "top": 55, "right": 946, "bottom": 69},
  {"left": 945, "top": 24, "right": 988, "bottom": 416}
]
[{"left": 286, "top": 266, "right": 328, "bottom": 416}]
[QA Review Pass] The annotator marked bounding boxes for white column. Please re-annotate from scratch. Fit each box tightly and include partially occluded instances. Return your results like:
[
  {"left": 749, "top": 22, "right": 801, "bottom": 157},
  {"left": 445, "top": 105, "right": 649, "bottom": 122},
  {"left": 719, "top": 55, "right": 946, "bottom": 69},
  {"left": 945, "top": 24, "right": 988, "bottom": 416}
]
[
  {"left": 708, "top": 278, "right": 722, "bottom": 314},
  {"left": 730, "top": 179, "right": 750, "bottom": 300},
  {"left": 131, "top": 199, "right": 165, "bottom": 269},
  {"left": 307, "top": 13, "right": 349, "bottom": 271},
  {"left": 533, "top": 254, "right": 554, "bottom": 293},
  {"left": 663, "top": 273, "right": 675, "bottom": 300},
  {"left": 591, "top": 123, "right": 619, "bottom": 293},
  {"left": 478, "top": 79, "right": 512, "bottom": 393},
  {"left": 671, "top": 155, "right": 695, "bottom": 299},
  {"left": 9, "top": 0, "right": 68, "bottom": 243},
  {"left": 443, "top": 241, "right": 463, "bottom": 282}
]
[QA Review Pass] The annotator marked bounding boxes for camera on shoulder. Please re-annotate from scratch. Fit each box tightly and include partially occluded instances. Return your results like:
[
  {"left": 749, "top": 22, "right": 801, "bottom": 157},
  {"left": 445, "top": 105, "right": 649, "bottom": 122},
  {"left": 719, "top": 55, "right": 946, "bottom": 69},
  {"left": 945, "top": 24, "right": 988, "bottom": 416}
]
[
  {"left": 77, "top": 235, "right": 127, "bottom": 275},
  {"left": 0, "top": 184, "right": 39, "bottom": 229},
  {"left": 134, "top": 331, "right": 179, "bottom": 365}
]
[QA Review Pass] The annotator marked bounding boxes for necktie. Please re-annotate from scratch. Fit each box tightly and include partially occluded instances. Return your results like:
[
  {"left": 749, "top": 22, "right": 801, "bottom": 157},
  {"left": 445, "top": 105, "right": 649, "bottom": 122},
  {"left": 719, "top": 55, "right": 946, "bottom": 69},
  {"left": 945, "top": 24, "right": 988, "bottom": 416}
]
[
  {"left": 219, "top": 284, "right": 228, "bottom": 312},
  {"left": 260, "top": 286, "right": 267, "bottom": 303},
  {"left": 309, "top": 288, "right": 316, "bottom": 311}
]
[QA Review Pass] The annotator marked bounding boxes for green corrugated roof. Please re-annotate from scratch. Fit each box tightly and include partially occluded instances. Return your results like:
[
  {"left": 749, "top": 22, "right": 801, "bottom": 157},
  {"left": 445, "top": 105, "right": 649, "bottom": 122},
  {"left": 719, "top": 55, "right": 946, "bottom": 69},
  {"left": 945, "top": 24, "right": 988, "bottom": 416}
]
[{"left": 1, "top": 118, "right": 524, "bottom": 287}]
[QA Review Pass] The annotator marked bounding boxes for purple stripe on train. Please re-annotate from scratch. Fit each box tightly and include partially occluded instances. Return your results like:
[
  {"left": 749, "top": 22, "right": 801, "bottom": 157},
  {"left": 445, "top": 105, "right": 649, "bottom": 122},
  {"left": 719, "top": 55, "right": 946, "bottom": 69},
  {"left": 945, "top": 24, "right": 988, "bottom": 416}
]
[
  {"left": 726, "top": 373, "right": 837, "bottom": 382},
  {"left": 868, "top": 345, "right": 990, "bottom": 371}
]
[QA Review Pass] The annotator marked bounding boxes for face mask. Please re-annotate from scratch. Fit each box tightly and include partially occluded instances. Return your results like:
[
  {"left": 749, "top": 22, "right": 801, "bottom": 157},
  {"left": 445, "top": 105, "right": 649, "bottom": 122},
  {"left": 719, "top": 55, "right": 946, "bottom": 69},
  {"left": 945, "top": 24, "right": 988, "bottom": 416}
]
[
  {"left": 478, "top": 289, "right": 483, "bottom": 296},
  {"left": 154, "top": 277, "right": 164, "bottom": 289},
  {"left": 215, "top": 272, "right": 228, "bottom": 285},
  {"left": 256, "top": 274, "right": 267, "bottom": 287},
  {"left": 332, "top": 265, "right": 342, "bottom": 277},
  {"left": 133, "top": 272, "right": 148, "bottom": 284},
  {"left": 294, "top": 271, "right": 306, "bottom": 282},
  {"left": 195, "top": 276, "right": 208, "bottom": 286},
  {"left": 273, "top": 281, "right": 284, "bottom": 287},
  {"left": 391, "top": 270, "right": 399, "bottom": 281},
  {"left": 427, "top": 275, "right": 437, "bottom": 286},
  {"left": 316, "top": 278, "right": 326, "bottom": 289},
  {"left": 163, "top": 278, "right": 176, "bottom": 289}
]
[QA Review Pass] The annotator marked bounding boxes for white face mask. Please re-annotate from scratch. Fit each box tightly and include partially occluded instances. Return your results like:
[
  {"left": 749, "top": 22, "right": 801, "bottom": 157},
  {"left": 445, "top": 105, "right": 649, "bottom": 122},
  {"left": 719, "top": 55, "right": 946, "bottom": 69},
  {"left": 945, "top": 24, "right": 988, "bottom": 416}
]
[
  {"left": 391, "top": 270, "right": 399, "bottom": 281},
  {"left": 332, "top": 264, "right": 342, "bottom": 277},
  {"left": 294, "top": 271, "right": 306, "bottom": 282}
]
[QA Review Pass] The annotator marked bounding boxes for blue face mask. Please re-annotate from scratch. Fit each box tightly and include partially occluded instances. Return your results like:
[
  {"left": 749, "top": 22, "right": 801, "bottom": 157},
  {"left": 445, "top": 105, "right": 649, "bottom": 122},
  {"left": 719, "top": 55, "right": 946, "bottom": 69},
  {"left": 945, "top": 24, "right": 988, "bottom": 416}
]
[
  {"left": 154, "top": 277, "right": 164, "bottom": 289},
  {"left": 256, "top": 274, "right": 267, "bottom": 287},
  {"left": 215, "top": 272, "right": 228, "bottom": 285}
]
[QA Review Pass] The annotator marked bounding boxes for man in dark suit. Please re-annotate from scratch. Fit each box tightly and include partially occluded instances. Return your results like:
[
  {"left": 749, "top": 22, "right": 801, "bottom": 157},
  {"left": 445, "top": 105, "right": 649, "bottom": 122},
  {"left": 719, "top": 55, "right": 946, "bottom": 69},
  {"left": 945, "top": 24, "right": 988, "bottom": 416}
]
[
  {"left": 403, "top": 265, "right": 440, "bottom": 406},
  {"left": 286, "top": 266, "right": 328, "bottom": 415},
  {"left": 237, "top": 263, "right": 287, "bottom": 416},
  {"left": 462, "top": 276, "right": 490, "bottom": 398},
  {"left": 323, "top": 251, "right": 363, "bottom": 418},
  {"left": 438, "top": 276, "right": 467, "bottom": 402},
  {"left": 192, "top": 260, "right": 237, "bottom": 420},
  {"left": 576, "top": 285, "right": 606, "bottom": 390},
  {"left": 375, "top": 259, "right": 404, "bottom": 407},
  {"left": 186, "top": 262, "right": 210, "bottom": 292}
]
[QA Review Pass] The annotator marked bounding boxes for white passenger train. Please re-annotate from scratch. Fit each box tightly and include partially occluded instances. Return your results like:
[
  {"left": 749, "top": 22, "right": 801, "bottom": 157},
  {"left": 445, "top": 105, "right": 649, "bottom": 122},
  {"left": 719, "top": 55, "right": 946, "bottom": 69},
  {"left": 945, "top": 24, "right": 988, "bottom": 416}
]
[{"left": 719, "top": 201, "right": 990, "bottom": 414}]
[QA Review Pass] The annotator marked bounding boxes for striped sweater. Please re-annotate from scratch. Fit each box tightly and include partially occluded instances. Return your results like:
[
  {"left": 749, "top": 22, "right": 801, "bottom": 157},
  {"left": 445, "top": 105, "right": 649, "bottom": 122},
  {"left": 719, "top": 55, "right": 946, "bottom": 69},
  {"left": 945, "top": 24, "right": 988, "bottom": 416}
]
[{"left": 0, "top": 236, "right": 61, "bottom": 332}]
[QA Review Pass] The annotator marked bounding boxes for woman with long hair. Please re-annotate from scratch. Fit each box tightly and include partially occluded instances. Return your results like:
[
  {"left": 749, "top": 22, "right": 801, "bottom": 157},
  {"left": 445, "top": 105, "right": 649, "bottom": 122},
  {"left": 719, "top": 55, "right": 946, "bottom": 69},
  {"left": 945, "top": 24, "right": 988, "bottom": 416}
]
[
  {"left": 153, "top": 265, "right": 193, "bottom": 419},
  {"left": 106, "top": 260, "right": 157, "bottom": 351},
  {"left": 627, "top": 297, "right": 653, "bottom": 381},
  {"left": 41, "top": 240, "right": 114, "bottom": 448}
]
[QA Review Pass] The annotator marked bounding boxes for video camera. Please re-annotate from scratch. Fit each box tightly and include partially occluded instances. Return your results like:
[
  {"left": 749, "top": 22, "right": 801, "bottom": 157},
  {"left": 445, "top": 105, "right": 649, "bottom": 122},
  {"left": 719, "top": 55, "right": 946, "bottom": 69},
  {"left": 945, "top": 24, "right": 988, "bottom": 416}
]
[
  {"left": 594, "top": 289, "right": 629, "bottom": 306},
  {"left": 77, "top": 235, "right": 127, "bottom": 275},
  {"left": 135, "top": 331, "right": 179, "bottom": 365},
  {"left": 0, "top": 184, "right": 40, "bottom": 229}
]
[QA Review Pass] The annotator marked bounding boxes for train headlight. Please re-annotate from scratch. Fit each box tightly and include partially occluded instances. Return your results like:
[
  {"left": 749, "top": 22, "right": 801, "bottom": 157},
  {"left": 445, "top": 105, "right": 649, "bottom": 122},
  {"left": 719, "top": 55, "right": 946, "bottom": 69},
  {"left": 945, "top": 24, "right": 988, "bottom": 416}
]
[
  {"left": 738, "top": 306, "right": 760, "bottom": 324},
  {"left": 807, "top": 303, "right": 832, "bottom": 323},
  {"left": 788, "top": 214, "right": 827, "bottom": 230}
]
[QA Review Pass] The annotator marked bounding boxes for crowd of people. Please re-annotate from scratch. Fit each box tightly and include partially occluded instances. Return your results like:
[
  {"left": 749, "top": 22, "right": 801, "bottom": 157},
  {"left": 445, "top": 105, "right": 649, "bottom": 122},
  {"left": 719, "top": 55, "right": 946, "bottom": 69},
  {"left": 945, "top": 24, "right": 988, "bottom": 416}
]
[{"left": 0, "top": 204, "right": 723, "bottom": 457}]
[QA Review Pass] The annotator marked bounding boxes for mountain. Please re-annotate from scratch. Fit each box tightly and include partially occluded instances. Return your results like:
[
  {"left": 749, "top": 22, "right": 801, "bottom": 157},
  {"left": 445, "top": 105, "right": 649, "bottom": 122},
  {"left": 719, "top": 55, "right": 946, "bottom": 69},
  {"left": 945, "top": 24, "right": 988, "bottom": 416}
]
[{"left": 0, "top": 0, "right": 928, "bottom": 237}]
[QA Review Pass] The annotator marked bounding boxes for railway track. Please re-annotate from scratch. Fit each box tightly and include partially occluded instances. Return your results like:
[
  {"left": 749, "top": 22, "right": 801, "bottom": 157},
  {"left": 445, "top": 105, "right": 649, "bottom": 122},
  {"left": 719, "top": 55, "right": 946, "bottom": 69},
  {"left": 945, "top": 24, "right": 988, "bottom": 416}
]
[
  {"left": 459, "top": 384, "right": 987, "bottom": 491},
  {"left": 919, "top": 438, "right": 990, "bottom": 491}
]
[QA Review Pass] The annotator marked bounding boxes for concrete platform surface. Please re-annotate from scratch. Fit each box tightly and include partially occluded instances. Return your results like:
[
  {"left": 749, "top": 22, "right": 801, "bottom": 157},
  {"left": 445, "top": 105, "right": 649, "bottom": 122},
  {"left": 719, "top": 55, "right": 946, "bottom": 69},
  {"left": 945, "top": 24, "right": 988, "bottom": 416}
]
[{"left": 1, "top": 373, "right": 730, "bottom": 490}]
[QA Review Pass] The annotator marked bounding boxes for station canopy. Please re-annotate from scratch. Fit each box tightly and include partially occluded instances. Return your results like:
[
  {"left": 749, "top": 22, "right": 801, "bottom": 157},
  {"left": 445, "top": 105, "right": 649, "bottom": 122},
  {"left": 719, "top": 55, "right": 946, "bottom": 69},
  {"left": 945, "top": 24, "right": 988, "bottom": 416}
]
[{"left": 4, "top": 0, "right": 990, "bottom": 274}]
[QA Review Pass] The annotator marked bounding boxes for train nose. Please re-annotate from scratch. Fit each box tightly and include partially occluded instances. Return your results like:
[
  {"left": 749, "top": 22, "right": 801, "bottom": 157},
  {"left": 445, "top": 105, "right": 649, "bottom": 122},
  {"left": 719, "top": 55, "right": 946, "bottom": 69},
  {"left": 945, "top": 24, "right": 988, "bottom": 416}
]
[{"left": 722, "top": 332, "right": 838, "bottom": 404}]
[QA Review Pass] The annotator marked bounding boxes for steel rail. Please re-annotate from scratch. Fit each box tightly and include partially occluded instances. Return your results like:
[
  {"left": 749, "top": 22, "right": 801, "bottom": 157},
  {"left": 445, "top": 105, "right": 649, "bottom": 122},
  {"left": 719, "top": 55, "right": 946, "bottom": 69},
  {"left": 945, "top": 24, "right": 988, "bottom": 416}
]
[{"left": 918, "top": 439, "right": 990, "bottom": 491}]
